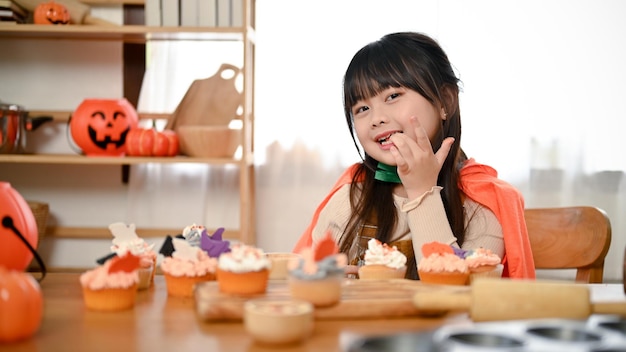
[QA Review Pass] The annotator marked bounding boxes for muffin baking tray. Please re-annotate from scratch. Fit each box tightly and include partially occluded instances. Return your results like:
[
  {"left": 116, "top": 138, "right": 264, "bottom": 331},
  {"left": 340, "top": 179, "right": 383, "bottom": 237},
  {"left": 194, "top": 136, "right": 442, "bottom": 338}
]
[{"left": 348, "top": 315, "right": 626, "bottom": 352}]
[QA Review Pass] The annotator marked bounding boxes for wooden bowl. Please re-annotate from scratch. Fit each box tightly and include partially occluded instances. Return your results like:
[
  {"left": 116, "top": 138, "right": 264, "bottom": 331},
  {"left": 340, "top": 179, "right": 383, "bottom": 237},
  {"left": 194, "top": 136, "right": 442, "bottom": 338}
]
[{"left": 176, "top": 126, "right": 241, "bottom": 158}]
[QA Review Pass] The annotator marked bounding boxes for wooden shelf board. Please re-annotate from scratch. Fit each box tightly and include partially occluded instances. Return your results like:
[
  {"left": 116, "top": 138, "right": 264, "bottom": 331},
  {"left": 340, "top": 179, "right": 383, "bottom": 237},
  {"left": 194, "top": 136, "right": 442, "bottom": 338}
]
[
  {"left": 0, "top": 25, "right": 248, "bottom": 42},
  {"left": 43, "top": 226, "right": 242, "bottom": 240},
  {"left": 31, "top": 111, "right": 171, "bottom": 123},
  {"left": 0, "top": 154, "right": 244, "bottom": 165},
  {"left": 80, "top": 0, "right": 145, "bottom": 4}
]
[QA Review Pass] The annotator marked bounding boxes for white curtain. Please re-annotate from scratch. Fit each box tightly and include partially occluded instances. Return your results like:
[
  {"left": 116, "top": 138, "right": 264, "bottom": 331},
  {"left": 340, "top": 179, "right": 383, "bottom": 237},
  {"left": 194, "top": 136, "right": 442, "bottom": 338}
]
[{"left": 131, "top": 0, "right": 626, "bottom": 282}]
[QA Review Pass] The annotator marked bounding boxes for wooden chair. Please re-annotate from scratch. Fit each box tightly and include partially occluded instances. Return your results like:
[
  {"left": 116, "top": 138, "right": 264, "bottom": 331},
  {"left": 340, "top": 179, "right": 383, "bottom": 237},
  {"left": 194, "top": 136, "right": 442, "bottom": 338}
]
[{"left": 525, "top": 206, "right": 612, "bottom": 283}]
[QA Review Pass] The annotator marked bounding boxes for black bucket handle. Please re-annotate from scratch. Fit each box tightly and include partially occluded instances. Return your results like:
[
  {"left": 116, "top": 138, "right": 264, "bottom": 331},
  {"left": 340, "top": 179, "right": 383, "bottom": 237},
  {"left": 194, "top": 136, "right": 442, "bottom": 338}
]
[{"left": 1, "top": 216, "right": 47, "bottom": 282}]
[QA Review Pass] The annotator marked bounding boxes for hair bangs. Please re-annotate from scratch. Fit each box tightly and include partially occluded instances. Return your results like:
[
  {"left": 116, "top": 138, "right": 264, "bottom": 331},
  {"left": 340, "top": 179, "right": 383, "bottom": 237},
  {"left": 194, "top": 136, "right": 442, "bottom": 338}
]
[{"left": 344, "top": 47, "right": 413, "bottom": 111}]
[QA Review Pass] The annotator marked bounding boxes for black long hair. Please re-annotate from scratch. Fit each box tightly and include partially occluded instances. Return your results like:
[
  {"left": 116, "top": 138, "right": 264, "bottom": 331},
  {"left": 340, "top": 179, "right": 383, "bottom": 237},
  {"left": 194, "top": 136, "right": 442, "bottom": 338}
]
[{"left": 339, "top": 32, "right": 468, "bottom": 278}]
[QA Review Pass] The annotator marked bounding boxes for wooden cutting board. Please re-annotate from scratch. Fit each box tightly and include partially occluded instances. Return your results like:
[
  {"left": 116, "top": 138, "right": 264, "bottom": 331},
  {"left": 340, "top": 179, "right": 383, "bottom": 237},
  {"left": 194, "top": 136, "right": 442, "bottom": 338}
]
[
  {"left": 166, "top": 63, "right": 243, "bottom": 130},
  {"left": 195, "top": 279, "right": 469, "bottom": 322}
]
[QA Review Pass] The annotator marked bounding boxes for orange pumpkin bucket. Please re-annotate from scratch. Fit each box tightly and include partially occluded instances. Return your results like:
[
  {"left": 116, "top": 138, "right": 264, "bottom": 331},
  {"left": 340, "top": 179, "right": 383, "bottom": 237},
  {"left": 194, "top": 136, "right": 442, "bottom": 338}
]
[
  {"left": 69, "top": 98, "right": 139, "bottom": 156},
  {"left": 0, "top": 182, "right": 42, "bottom": 272},
  {"left": 0, "top": 182, "right": 45, "bottom": 342},
  {"left": 33, "top": 0, "right": 70, "bottom": 25}
]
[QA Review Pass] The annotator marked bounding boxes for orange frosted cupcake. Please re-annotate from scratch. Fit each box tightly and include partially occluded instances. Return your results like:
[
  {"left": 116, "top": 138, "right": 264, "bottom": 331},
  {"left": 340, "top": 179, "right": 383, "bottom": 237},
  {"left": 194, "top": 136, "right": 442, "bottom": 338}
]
[
  {"left": 80, "top": 253, "right": 141, "bottom": 311},
  {"left": 288, "top": 232, "right": 347, "bottom": 307},
  {"left": 417, "top": 242, "right": 469, "bottom": 286},
  {"left": 357, "top": 238, "right": 407, "bottom": 280},
  {"left": 160, "top": 238, "right": 218, "bottom": 298},
  {"left": 216, "top": 243, "right": 271, "bottom": 295},
  {"left": 108, "top": 222, "right": 158, "bottom": 290}
]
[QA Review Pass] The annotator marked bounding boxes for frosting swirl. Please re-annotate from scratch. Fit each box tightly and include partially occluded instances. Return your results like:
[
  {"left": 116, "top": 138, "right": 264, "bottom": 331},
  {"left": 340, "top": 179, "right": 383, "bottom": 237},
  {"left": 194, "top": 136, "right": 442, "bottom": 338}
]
[
  {"left": 80, "top": 260, "right": 139, "bottom": 290},
  {"left": 363, "top": 238, "right": 407, "bottom": 269},
  {"left": 464, "top": 248, "right": 501, "bottom": 268},
  {"left": 217, "top": 243, "right": 271, "bottom": 273},
  {"left": 418, "top": 253, "right": 469, "bottom": 273},
  {"left": 160, "top": 238, "right": 218, "bottom": 277}
]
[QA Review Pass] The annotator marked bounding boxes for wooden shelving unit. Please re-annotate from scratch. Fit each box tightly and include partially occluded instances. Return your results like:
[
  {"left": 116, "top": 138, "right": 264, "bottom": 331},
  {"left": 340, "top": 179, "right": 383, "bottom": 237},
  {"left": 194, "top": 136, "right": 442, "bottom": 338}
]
[{"left": 0, "top": 0, "right": 257, "bottom": 244}]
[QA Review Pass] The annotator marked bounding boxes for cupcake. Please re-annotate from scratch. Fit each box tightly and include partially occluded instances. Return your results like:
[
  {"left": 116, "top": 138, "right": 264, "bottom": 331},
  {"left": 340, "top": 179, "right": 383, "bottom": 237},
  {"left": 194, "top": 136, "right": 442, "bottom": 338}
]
[
  {"left": 357, "top": 238, "right": 407, "bottom": 280},
  {"left": 160, "top": 238, "right": 219, "bottom": 298},
  {"left": 464, "top": 248, "right": 503, "bottom": 282},
  {"left": 80, "top": 253, "right": 140, "bottom": 311},
  {"left": 287, "top": 232, "right": 347, "bottom": 307},
  {"left": 417, "top": 241, "right": 469, "bottom": 286},
  {"left": 216, "top": 243, "right": 271, "bottom": 295},
  {"left": 108, "top": 222, "right": 158, "bottom": 290}
]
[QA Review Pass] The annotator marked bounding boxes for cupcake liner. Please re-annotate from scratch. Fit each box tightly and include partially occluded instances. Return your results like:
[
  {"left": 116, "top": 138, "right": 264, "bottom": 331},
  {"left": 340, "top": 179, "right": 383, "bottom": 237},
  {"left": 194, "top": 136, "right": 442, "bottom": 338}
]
[
  {"left": 288, "top": 273, "right": 343, "bottom": 307},
  {"left": 216, "top": 269, "right": 269, "bottom": 295},
  {"left": 358, "top": 264, "right": 407, "bottom": 280},
  {"left": 418, "top": 270, "right": 469, "bottom": 286},
  {"left": 469, "top": 264, "right": 504, "bottom": 283},
  {"left": 164, "top": 272, "right": 216, "bottom": 298},
  {"left": 137, "top": 266, "right": 154, "bottom": 290},
  {"left": 82, "top": 285, "right": 138, "bottom": 311}
]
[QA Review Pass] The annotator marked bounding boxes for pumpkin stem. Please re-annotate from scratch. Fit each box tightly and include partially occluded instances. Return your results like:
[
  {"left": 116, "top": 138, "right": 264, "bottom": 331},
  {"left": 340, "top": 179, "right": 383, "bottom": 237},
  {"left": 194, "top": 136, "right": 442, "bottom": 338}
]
[{"left": 1, "top": 216, "right": 47, "bottom": 282}]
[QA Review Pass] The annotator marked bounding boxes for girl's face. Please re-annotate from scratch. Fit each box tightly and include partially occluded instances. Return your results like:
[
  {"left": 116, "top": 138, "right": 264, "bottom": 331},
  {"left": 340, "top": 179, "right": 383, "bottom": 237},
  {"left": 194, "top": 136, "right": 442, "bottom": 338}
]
[{"left": 351, "top": 87, "right": 443, "bottom": 166}]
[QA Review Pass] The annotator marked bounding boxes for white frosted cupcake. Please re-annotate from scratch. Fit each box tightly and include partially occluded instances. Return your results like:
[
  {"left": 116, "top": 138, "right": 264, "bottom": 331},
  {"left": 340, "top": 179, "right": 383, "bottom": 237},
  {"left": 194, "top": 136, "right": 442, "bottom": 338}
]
[
  {"left": 357, "top": 238, "right": 407, "bottom": 280},
  {"left": 216, "top": 243, "right": 271, "bottom": 295}
]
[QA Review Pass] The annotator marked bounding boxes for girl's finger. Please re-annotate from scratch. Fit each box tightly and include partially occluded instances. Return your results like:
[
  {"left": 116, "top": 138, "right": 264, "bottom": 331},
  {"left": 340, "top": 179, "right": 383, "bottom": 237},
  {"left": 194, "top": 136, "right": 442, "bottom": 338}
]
[{"left": 411, "top": 116, "right": 432, "bottom": 152}]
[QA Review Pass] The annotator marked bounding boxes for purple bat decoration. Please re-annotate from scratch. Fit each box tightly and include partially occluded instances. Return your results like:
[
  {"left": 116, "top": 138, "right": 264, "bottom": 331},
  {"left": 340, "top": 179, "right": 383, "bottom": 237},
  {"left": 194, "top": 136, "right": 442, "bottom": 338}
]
[
  {"left": 200, "top": 227, "right": 231, "bottom": 257},
  {"left": 452, "top": 247, "right": 468, "bottom": 259}
]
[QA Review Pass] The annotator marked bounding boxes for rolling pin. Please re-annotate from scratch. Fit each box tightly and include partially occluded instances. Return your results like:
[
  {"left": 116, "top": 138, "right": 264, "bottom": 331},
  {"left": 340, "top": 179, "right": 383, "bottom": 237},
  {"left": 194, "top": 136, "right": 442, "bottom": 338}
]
[
  {"left": 15, "top": 0, "right": 118, "bottom": 26},
  {"left": 413, "top": 278, "right": 626, "bottom": 322}
]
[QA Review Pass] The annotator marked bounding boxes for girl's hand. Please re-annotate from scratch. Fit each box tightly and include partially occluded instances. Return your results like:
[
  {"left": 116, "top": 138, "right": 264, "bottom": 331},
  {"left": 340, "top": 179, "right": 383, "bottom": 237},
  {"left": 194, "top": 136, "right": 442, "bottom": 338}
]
[{"left": 388, "top": 116, "right": 454, "bottom": 200}]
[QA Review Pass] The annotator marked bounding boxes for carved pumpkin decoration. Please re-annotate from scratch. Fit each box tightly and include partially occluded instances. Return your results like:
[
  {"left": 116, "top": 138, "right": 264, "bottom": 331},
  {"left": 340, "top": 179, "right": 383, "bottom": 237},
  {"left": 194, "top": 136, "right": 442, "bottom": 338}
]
[
  {"left": 69, "top": 98, "right": 139, "bottom": 156},
  {"left": 33, "top": 0, "right": 70, "bottom": 25},
  {"left": 126, "top": 128, "right": 179, "bottom": 157},
  {"left": 0, "top": 182, "right": 38, "bottom": 271},
  {"left": 0, "top": 266, "right": 43, "bottom": 343}
]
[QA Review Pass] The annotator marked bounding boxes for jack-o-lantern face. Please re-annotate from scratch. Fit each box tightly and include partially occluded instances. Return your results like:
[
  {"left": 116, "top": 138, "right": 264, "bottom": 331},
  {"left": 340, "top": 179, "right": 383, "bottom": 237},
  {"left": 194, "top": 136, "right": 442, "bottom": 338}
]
[
  {"left": 70, "top": 99, "right": 139, "bottom": 156},
  {"left": 33, "top": 1, "right": 71, "bottom": 25}
]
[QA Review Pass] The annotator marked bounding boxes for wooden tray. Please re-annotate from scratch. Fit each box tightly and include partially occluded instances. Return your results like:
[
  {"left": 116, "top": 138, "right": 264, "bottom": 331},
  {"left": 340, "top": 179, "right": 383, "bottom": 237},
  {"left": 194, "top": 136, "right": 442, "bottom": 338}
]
[{"left": 194, "top": 279, "right": 469, "bottom": 322}]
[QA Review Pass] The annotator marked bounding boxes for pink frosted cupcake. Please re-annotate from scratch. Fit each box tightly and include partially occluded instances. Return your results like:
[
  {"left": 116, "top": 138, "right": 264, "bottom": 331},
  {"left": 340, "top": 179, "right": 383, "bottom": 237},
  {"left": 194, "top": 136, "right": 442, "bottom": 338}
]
[
  {"left": 80, "top": 254, "right": 140, "bottom": 311},
  {"left": 109, "top": 222, "right": 158, "bottom": 290},
  {"left": 464, "top": 248, "right": 503, "bottom": 282},
  {"left": 358, "top": 238, "right": 407, "bottom": 280},
  {"left": 161, "top": 238, "right": 219, "bottom": 298},
  {"left": 417, "top": 242, "right": 469, "bottom": 286}
]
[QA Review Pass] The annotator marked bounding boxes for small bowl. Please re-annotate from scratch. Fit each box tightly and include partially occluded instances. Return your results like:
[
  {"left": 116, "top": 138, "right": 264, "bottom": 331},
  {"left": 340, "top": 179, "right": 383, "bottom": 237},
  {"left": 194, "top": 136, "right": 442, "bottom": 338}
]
[
  {"left": 244, "top": 298, "right": 314, "bottom": 345},
  {"left": 177, "top": 125, "right": 241, "bottom": 158},
  {"left": 266, "top": 252, "right": 301, "bottom": 280}
]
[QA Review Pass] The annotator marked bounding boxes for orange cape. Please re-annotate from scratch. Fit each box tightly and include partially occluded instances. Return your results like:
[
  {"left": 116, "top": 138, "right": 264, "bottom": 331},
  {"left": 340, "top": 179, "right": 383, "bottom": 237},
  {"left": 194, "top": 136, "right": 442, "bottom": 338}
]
[{"left": 292, "top": 159, "right": 536, "bottom": 279}]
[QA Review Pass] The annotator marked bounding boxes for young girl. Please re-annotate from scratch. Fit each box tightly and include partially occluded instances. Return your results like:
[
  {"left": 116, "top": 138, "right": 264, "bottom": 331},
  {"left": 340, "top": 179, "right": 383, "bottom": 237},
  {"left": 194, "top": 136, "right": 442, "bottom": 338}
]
[{"left": 293, "top": 32, "right": 535, "bottom": 279}]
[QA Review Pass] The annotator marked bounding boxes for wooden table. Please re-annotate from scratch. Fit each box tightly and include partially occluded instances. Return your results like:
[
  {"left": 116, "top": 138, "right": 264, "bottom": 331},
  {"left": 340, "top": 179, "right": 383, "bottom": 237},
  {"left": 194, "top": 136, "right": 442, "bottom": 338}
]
[
  {"left": 1, "top": 273, "right": 623, "bottom": 352},
  {"left": 0, "top": 273, "right": 468, "bottom": 352}
]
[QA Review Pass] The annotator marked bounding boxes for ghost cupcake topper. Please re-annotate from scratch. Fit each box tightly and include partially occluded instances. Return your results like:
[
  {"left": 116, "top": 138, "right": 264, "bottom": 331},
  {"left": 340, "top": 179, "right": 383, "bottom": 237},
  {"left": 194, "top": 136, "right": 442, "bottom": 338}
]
[
  {"left": 172, "top": 238, "right": 201, "bottom": 262},
  {"left": 109, "top": 222, "right": 155, "bottom": 255},
  {"left": 96, "top": 222, "right": 155, "bottom": 264}
]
